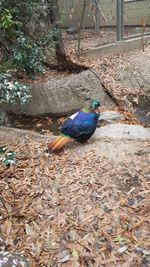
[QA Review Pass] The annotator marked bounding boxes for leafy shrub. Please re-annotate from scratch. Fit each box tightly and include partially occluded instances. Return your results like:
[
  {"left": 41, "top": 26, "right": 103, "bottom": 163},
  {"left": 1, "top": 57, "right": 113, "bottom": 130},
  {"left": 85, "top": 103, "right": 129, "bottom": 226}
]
[
  {"left": 0, "top": 0, "right": 59, "bottom": 75},
  {"left": 13, "top": 34, "right": 45, "bottom": 75},
  {"left": 0, "top": 73, "right": 31, "bottom": 104},
  {"left": 0, "top": 1, "right": 59, "bottom": 120}
]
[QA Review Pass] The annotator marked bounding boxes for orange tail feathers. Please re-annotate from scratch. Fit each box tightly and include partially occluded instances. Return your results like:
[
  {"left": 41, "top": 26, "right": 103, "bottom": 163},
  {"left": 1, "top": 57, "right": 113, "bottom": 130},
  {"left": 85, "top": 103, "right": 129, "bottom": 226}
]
[{"left": 48, "top": 135, "right": 71, "bottom": 152}]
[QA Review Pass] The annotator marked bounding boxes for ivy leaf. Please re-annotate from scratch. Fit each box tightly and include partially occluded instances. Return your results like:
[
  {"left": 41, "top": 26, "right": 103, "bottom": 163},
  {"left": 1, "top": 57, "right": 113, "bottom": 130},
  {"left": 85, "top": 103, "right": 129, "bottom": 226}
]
[
  {"left": 2, "top": 151, "right": 16, "bottom": 167},
  {"left": 0, "top": 146, "right": 7, "bottom": 161},
  {"left": 0, "top": 146, "right": 7, "bottom": 154}
]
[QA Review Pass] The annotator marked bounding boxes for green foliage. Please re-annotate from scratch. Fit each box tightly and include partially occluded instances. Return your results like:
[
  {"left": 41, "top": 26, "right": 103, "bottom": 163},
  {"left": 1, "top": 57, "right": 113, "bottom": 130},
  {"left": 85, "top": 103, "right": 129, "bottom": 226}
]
[
  {"left": 1, "top": 9, "right": 13, "bottom": 29},
  {"left": 0, "top": 73, "right": 31, "bottom": 104},
  {"left": 0, "top": 0, "right": 59, "bottom": 75},
  {"left": 0, "top": 62, "right": 15, "bottom": 73},
  {"left": 40, "top": 27, "right": 59, "bottom": 48},
  {"left": 0, "top": 1, "right": 60, "bottom": 120},
  {"left": 0, "top": 112, "right": 8, "bottom": 124},
  {"left": 13, "top": 34, "right": 45, "bottom": 75},
  {"left": 0, "top": 147, "right": 16, "bottom": 167}
]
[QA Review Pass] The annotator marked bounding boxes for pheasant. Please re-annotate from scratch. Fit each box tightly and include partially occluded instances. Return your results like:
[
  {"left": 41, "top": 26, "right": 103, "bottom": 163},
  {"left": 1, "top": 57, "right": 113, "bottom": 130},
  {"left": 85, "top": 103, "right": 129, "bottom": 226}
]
[{"left": 48, "top": 100, "right": 101, "bottom": 152}]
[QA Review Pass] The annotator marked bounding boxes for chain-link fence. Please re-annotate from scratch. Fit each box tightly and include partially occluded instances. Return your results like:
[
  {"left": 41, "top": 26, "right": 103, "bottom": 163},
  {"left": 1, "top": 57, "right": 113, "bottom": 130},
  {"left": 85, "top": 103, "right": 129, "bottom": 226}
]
[
  {"left": 59, "top": 0, "right": 117, "bottom": 53},
  {"left": 58, "top": 0, "right": 150, "bottom": 54},
  {"left": 124, "top": 0, "right": 150, "bottom": 39}
]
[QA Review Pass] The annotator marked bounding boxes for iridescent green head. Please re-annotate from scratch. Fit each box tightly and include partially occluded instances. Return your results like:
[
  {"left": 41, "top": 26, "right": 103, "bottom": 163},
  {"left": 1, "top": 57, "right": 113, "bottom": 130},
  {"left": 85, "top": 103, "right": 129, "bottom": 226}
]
[{"left": 90, "top": 100, "right": 101, "bottom": 110}]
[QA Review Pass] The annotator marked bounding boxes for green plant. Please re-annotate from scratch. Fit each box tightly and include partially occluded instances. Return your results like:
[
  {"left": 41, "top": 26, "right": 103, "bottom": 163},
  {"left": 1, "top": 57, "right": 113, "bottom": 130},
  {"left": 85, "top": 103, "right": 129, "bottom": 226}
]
[
  {"left": 0, "top": 1, "right": 61, "bottom": 123},
  {"left": 0, "top": 73, "right": 31, "bottom": 104},
  {"left": 0, "top": 112, "right": 8, "bottom": 124},
  {"left": 0, "top": 146, "right": 16, "bottom": 167},
  {"left": 1, "top": 9, "right": 14, "bottom": 29},
  {"left": 0, "top": 0, "right": 59, "bottom": 75},
  {"left": 13, "top": 34, "right": 45, "bottom": 75}
]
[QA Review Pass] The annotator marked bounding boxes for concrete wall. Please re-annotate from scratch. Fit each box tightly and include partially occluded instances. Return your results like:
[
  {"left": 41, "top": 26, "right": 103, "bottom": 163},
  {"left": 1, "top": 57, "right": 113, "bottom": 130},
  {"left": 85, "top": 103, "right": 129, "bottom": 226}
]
[
  {"left": 58, "top": 0, "right": 150, "bottom": 28},
  {"left": 81, "top": 35, "right": 150, "bottom": 58}
]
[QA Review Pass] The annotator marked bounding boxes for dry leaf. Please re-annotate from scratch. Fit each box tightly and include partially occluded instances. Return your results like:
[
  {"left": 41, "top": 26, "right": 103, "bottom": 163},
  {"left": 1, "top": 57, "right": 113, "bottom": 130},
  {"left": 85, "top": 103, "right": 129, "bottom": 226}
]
[{"left": 25, "top": 224, "right": 36, "bottom": 237}]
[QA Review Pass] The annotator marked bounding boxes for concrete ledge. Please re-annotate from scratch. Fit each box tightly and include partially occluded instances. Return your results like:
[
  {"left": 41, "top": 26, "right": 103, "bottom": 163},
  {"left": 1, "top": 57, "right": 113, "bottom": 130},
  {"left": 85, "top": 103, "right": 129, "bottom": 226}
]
[{"left": 81, "top": 36, "right": 150, "bottom": 58}]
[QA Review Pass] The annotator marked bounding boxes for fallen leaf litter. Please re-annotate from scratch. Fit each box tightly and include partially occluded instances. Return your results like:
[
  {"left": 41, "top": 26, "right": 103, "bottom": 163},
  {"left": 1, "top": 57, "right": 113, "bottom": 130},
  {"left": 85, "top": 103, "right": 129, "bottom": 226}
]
[{"left": 0, "top": 136, "right": 150, "bottom": 267}]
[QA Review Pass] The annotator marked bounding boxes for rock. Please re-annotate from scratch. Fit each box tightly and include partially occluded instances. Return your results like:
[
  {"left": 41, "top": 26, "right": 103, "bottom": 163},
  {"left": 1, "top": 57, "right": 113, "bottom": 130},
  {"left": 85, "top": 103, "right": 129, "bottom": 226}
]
[
  {"left": 0, "top": 252, "right": 29, "bottom": 267},
  {"left": 99, "top": 111, "right": 123, "bottom": 123},
  {"left": 0, "top": 125, "right": 149, "bottom": 165},
  {"left": 0, "top": 70, "right": 115, "bottom": 116},
  {"left": 94, "top": 124, "right": 150, "bottom": 140},
  {"left": 128, "top": 95, "right": 150, "bottom": 127}
]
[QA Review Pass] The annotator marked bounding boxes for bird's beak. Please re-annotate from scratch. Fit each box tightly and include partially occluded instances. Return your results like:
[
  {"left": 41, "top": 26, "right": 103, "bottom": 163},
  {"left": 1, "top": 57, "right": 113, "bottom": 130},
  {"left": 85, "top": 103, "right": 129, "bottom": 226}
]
[
  {"left": 98, "top": 107, "right": 101, "bottom": 112},
  {"left": 95, "top": 107, "right": 101, "bottom": 114}
]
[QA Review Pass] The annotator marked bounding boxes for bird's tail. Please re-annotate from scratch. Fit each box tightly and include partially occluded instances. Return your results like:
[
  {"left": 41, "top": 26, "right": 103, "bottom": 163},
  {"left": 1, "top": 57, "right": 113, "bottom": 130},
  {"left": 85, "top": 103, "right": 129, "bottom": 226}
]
[{"left": 47, "top": 135, "right": 71, "bottom": 152}]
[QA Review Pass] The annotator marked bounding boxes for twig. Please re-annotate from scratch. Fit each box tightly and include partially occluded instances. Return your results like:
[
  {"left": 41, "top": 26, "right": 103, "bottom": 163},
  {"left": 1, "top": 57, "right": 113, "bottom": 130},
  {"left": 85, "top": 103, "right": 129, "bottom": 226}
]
[{"left": 0, "top": 196, "right": 11, "bottom": 218}]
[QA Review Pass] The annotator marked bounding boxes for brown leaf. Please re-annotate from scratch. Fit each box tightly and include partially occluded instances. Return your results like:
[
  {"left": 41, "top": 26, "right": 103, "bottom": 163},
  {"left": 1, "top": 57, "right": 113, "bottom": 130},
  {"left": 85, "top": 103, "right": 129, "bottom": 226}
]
[{"left": 81, "top": 208, "right": 104, "bottom": 225}]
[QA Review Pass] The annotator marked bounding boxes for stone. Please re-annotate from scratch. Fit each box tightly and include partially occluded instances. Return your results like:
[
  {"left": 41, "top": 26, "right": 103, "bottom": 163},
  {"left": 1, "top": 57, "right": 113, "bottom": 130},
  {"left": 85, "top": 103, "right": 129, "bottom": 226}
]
[
  {"left": 0, "top": 125, "right": 150, "bottom": 165},
  {"left": 0, "top": 70, "right": 115, "bottom": 116},
  {"left": 94, "top": 124, "right": 150, "bottom": 140},
  {"left": 0, "top": 252, "right": 29, "bottom": 267},
  {"left": 127, "top": 95, "right": 150, "bottom": 127},
  {"left": 99, "top": 111, "right": 123, "bottom": 123}
]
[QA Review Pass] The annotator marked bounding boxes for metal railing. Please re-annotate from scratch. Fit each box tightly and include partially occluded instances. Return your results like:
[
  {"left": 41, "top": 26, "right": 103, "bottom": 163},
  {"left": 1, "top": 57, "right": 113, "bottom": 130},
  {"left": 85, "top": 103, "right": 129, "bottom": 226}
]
[{"left": 117, "top": 0, "right": 124, "bottom": 41}]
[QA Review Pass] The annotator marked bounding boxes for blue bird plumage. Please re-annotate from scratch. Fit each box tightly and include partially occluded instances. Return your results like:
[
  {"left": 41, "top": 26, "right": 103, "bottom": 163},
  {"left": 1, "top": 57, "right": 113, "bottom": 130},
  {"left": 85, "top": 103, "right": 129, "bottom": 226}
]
[
  {"left": 61, "top": 108, "right": 100, "bottom": 142},
  {"left": 48, "top": 100, "right": 101, "bottom": 152}
]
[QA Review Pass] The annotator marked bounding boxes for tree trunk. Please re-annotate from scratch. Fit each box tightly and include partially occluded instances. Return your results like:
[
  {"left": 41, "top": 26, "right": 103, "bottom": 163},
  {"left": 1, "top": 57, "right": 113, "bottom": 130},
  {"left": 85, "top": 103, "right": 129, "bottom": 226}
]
[
  {"left": 47, "top": 0, "right": 65, "bottom": 60},
  {"left": 77, "top": 0, "right": 86, "bottom": 55},
  {"left": 46, "top": 0, "right": 87, "bottom": 71}
]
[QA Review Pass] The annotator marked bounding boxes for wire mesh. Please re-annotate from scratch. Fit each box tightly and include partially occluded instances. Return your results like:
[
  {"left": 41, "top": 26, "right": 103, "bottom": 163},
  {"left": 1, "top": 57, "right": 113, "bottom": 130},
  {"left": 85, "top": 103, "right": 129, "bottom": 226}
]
[
  {"left": 58, "top": 0, "right": 150, "bottom": 53},
  {"left": 59, "top": 0, "right": 117, "bottom": 53},
  {"left": 124, "top": 0, "right": 150, "bottom": 39}
]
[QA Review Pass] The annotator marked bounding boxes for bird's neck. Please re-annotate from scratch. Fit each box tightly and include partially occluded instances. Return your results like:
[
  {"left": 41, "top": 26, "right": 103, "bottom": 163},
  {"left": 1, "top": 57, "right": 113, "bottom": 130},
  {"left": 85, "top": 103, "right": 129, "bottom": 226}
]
[
  {"left": 81, "top": 107, "right": 91, "bottom": 113},
  {"left": 81, "top": 107, "right": 100, "bottom": 115}
]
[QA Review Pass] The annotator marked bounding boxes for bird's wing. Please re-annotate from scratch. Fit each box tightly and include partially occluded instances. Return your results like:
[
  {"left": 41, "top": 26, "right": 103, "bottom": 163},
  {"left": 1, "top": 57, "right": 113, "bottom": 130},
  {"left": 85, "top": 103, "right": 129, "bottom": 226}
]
[
  {"left": 61, "top": 111, "right": 98, "bottom": 138},
  {"left": 75, "top": 119, "right": 96, "bottom": 135}
]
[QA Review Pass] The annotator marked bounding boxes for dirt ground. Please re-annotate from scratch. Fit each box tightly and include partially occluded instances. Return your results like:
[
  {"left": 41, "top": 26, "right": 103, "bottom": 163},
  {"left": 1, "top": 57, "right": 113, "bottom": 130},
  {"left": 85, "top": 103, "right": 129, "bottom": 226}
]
[
  {"left": 62, "top": 27, "right": 150, "bottom": 52},
  {"left": 64, "top": 35, "right": 150, "bottom": 108},
  {"left": 0, "top": 127, "right": 150, "bottom": 267},
  {"left": 0, "top": 38, "right": 150, "bottom": 266},
  {"left": 62, "top": 29, "right": 116, "bottom": 53},
  {"left": 79, "top": 44, "right": 150, "bottom": 125}
]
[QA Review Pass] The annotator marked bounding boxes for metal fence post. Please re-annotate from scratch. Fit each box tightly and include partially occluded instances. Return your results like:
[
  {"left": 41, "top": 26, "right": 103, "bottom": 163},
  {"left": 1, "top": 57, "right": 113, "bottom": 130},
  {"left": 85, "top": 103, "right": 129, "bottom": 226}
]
[{"left": 117, "top": 0, "right": 124, "bottom": 41}]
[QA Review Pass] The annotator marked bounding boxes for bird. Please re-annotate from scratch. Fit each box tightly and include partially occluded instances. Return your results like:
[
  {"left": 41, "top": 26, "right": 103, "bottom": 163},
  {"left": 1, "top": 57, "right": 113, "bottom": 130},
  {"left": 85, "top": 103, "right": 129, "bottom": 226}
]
[
  {"left": 66, "top": 26, "right": 78, "bottom": 35},
  {"left": 47, "top": 100, "right": 101, "bottom": 152}
]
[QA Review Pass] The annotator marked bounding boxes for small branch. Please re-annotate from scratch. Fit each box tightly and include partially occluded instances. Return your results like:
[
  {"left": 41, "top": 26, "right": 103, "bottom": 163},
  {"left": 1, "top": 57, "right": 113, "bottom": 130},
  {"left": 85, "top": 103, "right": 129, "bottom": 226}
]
[
  {"left": 0, "top": 196, "right": 11, "bottom": 218},
  {"left": 141, "top": 17, "right": 145, "bottom": 52}
]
